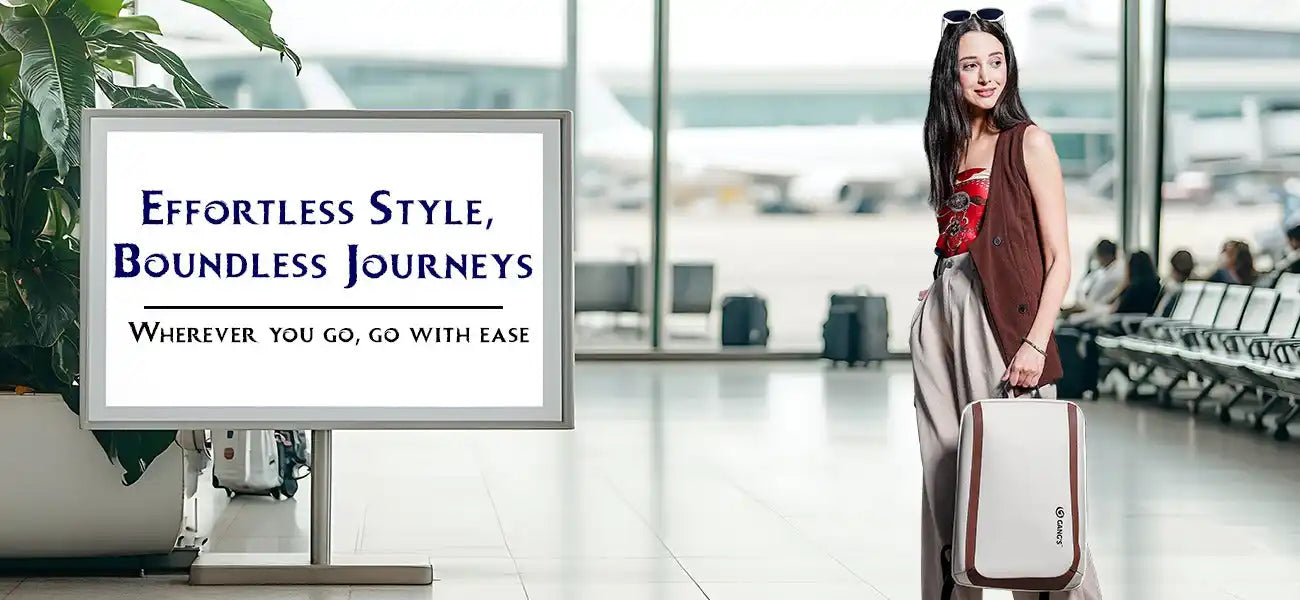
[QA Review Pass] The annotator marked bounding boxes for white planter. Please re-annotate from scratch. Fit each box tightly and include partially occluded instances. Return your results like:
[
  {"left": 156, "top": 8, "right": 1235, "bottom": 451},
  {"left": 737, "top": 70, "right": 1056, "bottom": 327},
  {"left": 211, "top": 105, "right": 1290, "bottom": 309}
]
[{"left": 0, "top": 393, "right": 187, "bottom": 558}]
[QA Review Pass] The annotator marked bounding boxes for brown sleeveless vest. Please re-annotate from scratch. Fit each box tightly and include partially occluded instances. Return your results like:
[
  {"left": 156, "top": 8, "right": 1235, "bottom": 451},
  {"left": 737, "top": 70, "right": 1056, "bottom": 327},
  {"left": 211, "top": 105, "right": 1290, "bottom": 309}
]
[{"left": 967, "top": 120, "right": 1064, "bottom": 386}]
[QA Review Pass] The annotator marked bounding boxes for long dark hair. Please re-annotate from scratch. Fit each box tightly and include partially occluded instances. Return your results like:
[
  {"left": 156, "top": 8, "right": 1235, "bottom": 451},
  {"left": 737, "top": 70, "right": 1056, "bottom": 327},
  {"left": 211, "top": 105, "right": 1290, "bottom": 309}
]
[
  {"left": 1125, "top": 250, "right": 1159, "bottom": 288},
  {"left": 923, "top": 17, "right": 1030, "bottom": 208},
  {"left": 1223, "top": 240, "right": 1259, "bottom": 285},
  {"left": 1112, "top": 250, "right": 1161, "bottom": 311}
]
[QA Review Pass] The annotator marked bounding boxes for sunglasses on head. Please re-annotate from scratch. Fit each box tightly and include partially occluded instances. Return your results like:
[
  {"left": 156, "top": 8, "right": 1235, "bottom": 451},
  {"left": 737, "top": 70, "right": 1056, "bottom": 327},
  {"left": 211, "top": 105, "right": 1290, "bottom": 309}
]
[{"left": 942, "top": 8, "right": 1006, "bottom": 30}]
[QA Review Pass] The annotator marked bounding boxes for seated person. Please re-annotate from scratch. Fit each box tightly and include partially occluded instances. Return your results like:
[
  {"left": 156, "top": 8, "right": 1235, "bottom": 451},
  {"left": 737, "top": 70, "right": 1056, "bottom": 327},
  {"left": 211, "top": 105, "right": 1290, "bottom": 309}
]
[
  {"left": 1153, "top": 249, "right": 1196, "bottom": 317},
  {"left": 1169, "top": 249, "right": 1196, "bottom": 284},
  {"left": 1258, "top": 224, "right": 1300, "bottom": 289},
  {"left": 1065, "top": 250, "right": 1162, "bottom": 328},
  {"left": 1057, "top": 251, "right": 1162, "bottom": 398},
  {"left": 1112, "top": 251, "right": 1163, "bottom": 316},
  {"left": 1208, "top": 240, "right": 1259, "bottom": 286},
  {"left": 1061, "top": 239, "right": 1123, "bottom": 317}
]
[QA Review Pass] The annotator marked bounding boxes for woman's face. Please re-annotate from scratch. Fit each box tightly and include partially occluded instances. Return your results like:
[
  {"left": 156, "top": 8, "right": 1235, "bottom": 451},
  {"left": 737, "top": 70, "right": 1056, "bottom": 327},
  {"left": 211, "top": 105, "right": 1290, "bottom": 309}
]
[{"left": 957, "top": 31, "right": 1007, "bottom": 112}]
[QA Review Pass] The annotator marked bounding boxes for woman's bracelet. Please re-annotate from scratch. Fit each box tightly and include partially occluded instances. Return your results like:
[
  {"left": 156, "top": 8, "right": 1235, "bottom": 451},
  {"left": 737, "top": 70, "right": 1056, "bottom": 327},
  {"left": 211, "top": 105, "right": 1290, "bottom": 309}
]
[{"left": 1022, "top": 337, "right": 1046, "bottom": 356}]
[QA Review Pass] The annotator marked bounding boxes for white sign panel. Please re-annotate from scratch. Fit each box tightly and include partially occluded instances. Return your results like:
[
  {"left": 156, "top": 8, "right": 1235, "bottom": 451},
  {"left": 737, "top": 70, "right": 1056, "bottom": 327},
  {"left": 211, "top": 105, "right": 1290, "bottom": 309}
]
[{"left": 81, "top": 110, "right": 573, "bottom": 430}]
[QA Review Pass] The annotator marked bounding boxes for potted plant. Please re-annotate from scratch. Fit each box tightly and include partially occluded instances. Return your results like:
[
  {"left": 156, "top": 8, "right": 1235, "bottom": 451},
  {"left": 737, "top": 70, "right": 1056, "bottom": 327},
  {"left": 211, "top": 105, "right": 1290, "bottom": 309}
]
[{"left": 0, "top": 0, "right": 299, "bottom": 485}]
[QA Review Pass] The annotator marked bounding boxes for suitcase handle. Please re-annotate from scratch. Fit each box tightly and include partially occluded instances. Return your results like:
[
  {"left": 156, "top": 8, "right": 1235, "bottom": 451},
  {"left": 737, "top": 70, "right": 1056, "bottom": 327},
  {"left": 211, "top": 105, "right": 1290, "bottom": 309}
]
[{"left": 997, "top": 380, "right": 1043, "bottom": 399}]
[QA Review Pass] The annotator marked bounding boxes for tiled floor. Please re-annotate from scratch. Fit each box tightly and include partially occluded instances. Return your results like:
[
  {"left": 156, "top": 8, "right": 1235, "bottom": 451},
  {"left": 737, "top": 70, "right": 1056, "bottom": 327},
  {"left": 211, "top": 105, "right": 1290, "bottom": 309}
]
[{"left": 6, "top": 361, "right": 1300, "bottom": 599}]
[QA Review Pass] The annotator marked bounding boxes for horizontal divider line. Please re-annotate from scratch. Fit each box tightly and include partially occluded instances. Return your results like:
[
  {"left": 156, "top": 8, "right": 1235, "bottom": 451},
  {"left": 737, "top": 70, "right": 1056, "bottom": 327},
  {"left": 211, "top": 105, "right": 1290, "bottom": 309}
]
[{"left": 141, "top": 305, "right": 505, "bottom": 310}]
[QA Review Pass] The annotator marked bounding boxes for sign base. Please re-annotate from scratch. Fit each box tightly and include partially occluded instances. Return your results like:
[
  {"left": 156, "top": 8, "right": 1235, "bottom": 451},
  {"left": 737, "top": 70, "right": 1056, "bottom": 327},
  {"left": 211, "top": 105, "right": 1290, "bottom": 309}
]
[{"left": 189, "top": 552, "right": 433, "bottom": 586}]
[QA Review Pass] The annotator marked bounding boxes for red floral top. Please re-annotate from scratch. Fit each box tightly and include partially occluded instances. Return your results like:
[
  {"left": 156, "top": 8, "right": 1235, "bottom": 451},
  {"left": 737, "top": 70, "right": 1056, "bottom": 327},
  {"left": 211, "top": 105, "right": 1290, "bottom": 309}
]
[{"left": 935, "top": 167, "right": 991, "bottom": 258}]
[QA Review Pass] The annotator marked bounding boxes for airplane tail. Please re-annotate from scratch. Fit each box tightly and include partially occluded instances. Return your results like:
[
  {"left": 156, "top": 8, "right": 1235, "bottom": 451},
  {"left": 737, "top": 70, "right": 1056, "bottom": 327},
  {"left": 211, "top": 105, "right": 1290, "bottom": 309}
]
[{"left": 577, "top": 74, "right": 649, "bottom": 144}]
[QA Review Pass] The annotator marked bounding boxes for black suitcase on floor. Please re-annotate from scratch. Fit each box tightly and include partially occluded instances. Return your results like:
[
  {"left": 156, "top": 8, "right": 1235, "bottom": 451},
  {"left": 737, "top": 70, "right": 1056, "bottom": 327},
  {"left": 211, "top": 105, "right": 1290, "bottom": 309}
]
[
  {"left": 821, "top": 305, "right": 859, "bottom": 364},
  {"left": 826, "top": 289, "right": 890, "bottom": 365},
  {"left": 721, "top": 294, "right": 769, "bottom": 346}
]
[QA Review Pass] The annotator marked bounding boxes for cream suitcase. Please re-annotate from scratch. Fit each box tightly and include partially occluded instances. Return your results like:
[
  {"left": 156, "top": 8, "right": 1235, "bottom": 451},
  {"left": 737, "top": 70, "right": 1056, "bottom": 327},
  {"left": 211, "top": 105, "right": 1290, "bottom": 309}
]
[{"left": 951, "top": 396, "right": 1088, "bottom": 594}]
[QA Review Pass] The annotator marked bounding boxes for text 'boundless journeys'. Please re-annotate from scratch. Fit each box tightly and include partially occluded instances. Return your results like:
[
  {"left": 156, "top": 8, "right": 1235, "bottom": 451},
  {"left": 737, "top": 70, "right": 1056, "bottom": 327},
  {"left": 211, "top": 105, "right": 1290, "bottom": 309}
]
[{"left": 112, "top": 190, "right": 535, "bottom": 289}]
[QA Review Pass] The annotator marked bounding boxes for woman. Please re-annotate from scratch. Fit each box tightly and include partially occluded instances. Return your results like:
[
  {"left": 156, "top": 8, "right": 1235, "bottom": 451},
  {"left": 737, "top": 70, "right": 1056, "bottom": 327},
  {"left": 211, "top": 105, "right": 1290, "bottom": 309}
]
[
  {"left": 1209, "top": 240, "right": 1258, "bottom": 285},
  {"left": 1112, "top": 251, "right": 1162, "bottom": 315},
  {"left": 909, "top": 9, "right": 1103, "bottom": 599},
  {"left": 1068, "top": 250, "right": 1163, "bottom": 325}
]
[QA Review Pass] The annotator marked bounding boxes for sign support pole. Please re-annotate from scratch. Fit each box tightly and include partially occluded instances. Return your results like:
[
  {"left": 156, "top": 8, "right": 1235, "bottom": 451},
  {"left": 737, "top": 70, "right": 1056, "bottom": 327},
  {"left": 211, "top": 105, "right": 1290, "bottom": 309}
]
[
  {"left": 189, "top": 430, "right": 433, "bottom": 586},
  {"left": 310, "top": 430, "right": 332, "bottom": 567}
]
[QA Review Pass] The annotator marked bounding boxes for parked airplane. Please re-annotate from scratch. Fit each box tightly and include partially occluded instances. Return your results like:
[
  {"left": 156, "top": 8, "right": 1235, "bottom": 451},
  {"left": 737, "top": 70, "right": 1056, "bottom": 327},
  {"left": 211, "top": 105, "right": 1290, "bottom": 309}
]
[{"left": 576, "top": 76, "right": 932, "bottom": 213}]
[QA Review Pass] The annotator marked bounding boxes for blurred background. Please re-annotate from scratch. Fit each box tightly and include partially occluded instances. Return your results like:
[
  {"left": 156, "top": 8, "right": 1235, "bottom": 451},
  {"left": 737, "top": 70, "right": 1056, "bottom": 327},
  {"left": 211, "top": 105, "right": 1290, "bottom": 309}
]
[{"left": 133, "top": 0, "right": 1300, "bottom": 354}]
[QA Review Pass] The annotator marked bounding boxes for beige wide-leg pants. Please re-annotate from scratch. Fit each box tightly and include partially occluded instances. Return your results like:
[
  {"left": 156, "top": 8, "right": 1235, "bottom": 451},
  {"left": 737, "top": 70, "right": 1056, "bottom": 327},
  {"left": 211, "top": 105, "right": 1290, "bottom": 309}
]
[{"left": 909, "top": 252, "right": 1103, "bottom": 600}]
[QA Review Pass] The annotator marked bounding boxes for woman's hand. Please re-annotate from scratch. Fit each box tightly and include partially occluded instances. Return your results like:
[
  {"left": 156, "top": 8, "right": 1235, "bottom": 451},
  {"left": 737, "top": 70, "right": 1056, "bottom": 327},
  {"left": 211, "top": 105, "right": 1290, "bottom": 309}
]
[
  {"left": 918, "top": 289, "right": 929, "bottom": 301},
  {"left": 1002, "top": 342, "right": 1045, "bottom": 388}
]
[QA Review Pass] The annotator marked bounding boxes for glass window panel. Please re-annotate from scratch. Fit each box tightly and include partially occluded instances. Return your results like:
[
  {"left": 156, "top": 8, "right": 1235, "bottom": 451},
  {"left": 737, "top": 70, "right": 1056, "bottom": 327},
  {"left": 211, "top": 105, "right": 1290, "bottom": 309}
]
[
  {"left": 641, "top": 0, "right": 1122, "bottom": 351},
  {"left": 136, "top": 0, "right": 653, "bottom": 350},
  {"left": 1160, "top": 1, "right": 1300, "bottom": 286}
]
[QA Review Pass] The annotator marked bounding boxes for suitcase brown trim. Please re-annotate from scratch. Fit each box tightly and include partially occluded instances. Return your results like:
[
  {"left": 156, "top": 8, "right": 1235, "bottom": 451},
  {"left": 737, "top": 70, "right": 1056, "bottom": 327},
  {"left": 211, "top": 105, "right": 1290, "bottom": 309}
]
[{"left": 961, "top": 401, "right": 1083, "bottom": 590}]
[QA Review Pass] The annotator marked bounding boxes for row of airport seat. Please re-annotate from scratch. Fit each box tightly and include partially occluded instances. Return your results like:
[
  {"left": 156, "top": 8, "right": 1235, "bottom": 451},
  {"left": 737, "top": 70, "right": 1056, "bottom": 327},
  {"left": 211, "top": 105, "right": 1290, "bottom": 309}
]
[
  {"left": 1093, "top": 273, "right": 1300, "bottom": 441},
  {"left": 575, "top": 261, "right": 715, "bottom": 315}
]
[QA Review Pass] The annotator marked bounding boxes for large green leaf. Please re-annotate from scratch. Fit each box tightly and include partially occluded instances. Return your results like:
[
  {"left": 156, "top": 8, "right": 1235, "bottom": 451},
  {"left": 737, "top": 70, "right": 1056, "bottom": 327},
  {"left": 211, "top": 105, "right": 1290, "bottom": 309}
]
[
  {"left": 3, "top": 101, "right": 43, "bottom": 155},
  {"left": 0, "top": 344, "right": 55, "bottom": 388},
  {"left": 92, "top": 52, "right": 131, "bottom": 76},
  {"left": 179, "top": 0, "right": 299, "bottom": 73},
  {"left": 0, "top": 1, "right": 58, "bottom": 13},
  {"left": 0, "top": 265, "right": 10, "bottom": 308},
  {"left": 0, "top": 50, "right": 20, "bottom": 92},
  {"left": 1, "top": 13, "right": 95, "bottom": 175},
  {"left": 47, "top": 184, "right": 77, "bottom": 236},
  {"left": 59, "top": 0, "right": 111, "bottom": 37},
  {"left": 22, "top": 149, "right": 59, "bottom": 199},
  {"left": 96, "top": 77, "right": 180, "bottom": 108},
  {"left": 44, "top": 187, "right": 67, "bottom": 236},
  {"left": 78, "top": 0, "right": 123, "bottom": 17},
  {"left": 15, "top": 177, "right": 48, "bottom": 247},
  {"left": 56, "top": 384, "right": 179, "bottom": 487},
  {"left": 0, "top": 271, "right": 19, "bottom": 347},
  {"left": 5, "top": 146, "right": 60, "bottom": 230},
  {"left": 93, "top": 428, "right": 177, "bottom": 485},
  {"left": 87, "top": 43, "right": 134, "bottom": 77},
  {"left": 0, "top": 273, "right": 36, "bottom": 347},
  {"left": 51, "top": 318, "right": 75, "bottom": 383},
  {"left": 62, "top": 162, "right": 77, "bottom": 197},
  {"left": 3, "top": 3, "right": 37, "bottom": 18},
  {"left": 12, "top": 235, "right": 78, "bottom": 346},
  {"left": 1, "top": 113, "right": 49, "bottom": 249},
  {"left": 104, "top": 14, "right": 158, "bottom": 35},
  {"left": 96, "top": 31, "right": 222, "bottom": 108}
]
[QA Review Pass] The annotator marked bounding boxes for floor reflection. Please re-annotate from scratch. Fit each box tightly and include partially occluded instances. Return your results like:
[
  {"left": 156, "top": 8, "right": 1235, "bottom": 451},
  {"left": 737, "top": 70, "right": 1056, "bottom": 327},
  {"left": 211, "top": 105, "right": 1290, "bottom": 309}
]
[{"left": 16, "top": 361, "right": 1297, "bottom": 600}]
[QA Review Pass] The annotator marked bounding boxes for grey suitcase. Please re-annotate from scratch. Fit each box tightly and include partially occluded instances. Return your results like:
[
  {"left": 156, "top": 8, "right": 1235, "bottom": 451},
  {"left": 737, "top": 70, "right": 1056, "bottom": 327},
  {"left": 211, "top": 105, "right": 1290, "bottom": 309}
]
[{"left": 829, "top": 289, "right": 890, "bottom": 364}]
